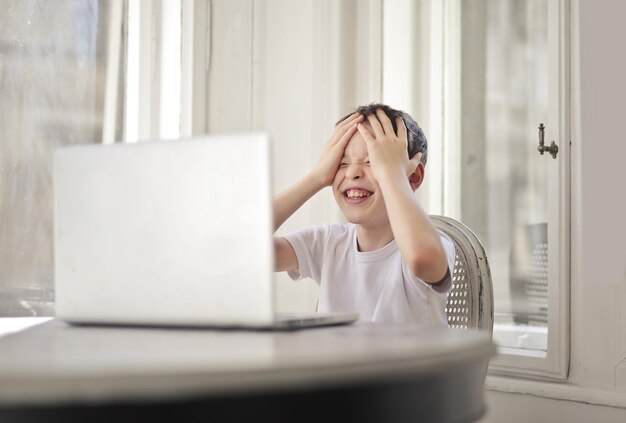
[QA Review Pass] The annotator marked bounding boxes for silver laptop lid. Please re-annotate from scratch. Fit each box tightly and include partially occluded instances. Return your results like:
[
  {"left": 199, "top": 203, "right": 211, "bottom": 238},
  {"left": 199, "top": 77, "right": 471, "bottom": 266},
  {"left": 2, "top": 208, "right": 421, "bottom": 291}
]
[{"left": 54, "top": 134, "right": 275, "bottom": 327}]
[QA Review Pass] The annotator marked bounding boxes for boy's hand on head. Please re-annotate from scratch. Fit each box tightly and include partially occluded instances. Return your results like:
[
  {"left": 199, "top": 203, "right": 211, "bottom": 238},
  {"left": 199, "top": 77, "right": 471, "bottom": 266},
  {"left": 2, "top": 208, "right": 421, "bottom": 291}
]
[
  {"left": 357, "top": 109, "right": 421, "bottom": 183},
  {"left": 273, "top": 113, "right": 362, "bottom": 232},
  {"left": 312, "top": 112, "right": 364, "bottom": 188}
]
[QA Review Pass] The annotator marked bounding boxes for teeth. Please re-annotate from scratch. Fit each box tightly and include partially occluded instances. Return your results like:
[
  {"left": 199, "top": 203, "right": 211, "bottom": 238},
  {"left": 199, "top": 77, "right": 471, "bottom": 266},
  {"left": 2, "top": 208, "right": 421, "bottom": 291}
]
[{"left": 346, "top": 190, "right": 371, "bottom": 199}]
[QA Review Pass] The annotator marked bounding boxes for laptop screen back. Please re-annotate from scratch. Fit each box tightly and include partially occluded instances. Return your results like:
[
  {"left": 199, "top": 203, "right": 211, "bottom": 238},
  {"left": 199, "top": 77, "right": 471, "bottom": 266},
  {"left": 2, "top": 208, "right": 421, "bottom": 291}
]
[{"left": 54, "top": 134, "right": 275, "bottom": 326}]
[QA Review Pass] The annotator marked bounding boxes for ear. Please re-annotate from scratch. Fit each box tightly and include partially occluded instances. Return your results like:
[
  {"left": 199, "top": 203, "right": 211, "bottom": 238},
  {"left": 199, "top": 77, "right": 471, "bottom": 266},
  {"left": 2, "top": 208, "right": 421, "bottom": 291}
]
[{"left": 408, "top": 152, "right": 425, "bottom": 192}]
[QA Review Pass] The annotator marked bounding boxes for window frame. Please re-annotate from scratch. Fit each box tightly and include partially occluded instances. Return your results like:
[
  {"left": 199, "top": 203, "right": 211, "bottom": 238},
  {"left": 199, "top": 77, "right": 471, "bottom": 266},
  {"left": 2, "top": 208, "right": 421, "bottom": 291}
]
[
  {"left": 487, "top": 0, "right": 571, "bottom": 381},
  {"left": 122, "top": 0, "right": 208, "bottom": 143},
  {"left": 413, "top": 0, "right": 571, "bottom": 380}
]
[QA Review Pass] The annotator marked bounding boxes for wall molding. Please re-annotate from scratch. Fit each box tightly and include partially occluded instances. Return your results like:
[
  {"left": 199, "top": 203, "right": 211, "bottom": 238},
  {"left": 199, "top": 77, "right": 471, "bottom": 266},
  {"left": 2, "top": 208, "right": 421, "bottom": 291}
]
[{"left": 486, "top": 376, "right": 626, "bottom": 409}]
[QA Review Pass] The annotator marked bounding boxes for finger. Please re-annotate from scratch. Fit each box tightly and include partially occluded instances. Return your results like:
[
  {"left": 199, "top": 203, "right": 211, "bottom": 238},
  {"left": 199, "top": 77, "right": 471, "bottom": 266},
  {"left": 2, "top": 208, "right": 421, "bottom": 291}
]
[
  {"left": 331, "top": 115, "right": 362, "bottom": 145},
  {"left": 337, "top": 112, "right": 363, "bottom": 130},
  {"left": 376, "top": 109, "right": 395, "bottom": 136},
  {"left": 366, "top": 114, "right": 385, "bottom": 138},
  {"left": 396, "top": 117, "right": 408, "bottom": 143},
  {"left": 357, "top": 123, "right": 375, "bottom": 143},
  {"left": 336, "top": 123, "right": 358, "bottom": 148}
]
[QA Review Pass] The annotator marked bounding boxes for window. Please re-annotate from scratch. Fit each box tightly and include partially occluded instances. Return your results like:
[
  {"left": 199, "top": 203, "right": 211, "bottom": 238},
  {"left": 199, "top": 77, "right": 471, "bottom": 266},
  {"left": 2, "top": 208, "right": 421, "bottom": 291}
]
[
  {"left": 384, "top": 0, "right": 570, "bottom": 379},
  {"left": 460, "top": 1, "right": 551, "bottom": 346},
  {"left": 447, "top": 0, "right": 570, "bottom": 379},
  {"left": 0, "top": 0, "right": 207, "bottom": 317},
  {"left": 452, "top": 0, "right": 569, "bottom": 380},
  {"left": 0, "top": 0, "right": 118, "bottom": 316}
]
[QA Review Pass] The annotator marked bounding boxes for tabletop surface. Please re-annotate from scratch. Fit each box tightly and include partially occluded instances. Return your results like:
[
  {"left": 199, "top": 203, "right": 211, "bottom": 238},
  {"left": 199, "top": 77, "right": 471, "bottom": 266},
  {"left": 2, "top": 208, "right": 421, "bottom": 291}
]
[{"left": 0, "top": 319, "right": 496, "bottom": 406}]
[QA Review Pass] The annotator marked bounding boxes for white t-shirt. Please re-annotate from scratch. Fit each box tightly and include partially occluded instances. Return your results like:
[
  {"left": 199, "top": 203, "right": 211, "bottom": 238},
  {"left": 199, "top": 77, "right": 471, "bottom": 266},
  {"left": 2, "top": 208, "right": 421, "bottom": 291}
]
[{"left": 283, "top": 223, "right": 456, "bottom": 326}]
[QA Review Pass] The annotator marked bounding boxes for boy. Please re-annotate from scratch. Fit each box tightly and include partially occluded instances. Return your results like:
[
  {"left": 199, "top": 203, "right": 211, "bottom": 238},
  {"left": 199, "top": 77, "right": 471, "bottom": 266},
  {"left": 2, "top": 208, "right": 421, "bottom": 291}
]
[{"left": 273, "top": 104, "right": 455, "bottom": 325}]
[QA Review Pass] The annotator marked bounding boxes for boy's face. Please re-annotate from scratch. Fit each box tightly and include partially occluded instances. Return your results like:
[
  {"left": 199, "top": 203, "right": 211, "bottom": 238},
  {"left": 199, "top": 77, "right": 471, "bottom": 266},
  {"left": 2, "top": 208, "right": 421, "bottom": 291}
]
[{"left": 331, "top": 128, "right": 389, "bottom": 227}]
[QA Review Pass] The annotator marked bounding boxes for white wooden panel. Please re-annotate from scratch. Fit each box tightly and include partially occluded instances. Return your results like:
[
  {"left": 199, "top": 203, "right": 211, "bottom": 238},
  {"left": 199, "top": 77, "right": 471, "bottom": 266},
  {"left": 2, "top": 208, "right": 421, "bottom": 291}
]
[
  {"left": 181, "top": 0, "right": 208, "bottom": 136},
  {"left": 209, "top": 0, "right": 383, "bottom": 312},
  {"left": 251, "top": 0, "right": 320, "bottom": 312},
  {"left": 207, "top": 0, "right": 253, "bottom": 132},
  {"left": 254, "top": 0, "right": 359, "bottom": 313},
  {"left": 382, "top": 0, "right": 416, "bottom": 112},
  {"left": 573, "top": 0, "right": 626, "bottom": 392},
  {"left": 102, "top": 0, "right": 123, "bottom": 144},
  {"left": 124, "top": 0, "right": 155, "bottom": 142},
  {"left": 159, "top": 0, "right": 182, "bottom": 139}
]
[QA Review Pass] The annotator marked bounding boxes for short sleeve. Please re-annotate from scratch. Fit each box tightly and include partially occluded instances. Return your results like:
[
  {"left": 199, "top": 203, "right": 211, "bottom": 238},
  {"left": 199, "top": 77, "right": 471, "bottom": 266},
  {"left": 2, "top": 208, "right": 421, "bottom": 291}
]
[
  {"left": 282, "top": 225, "right": 329, "bottom": 283},
  {"left": 429, "top": 233, "right": 456, "bottom": 294}
]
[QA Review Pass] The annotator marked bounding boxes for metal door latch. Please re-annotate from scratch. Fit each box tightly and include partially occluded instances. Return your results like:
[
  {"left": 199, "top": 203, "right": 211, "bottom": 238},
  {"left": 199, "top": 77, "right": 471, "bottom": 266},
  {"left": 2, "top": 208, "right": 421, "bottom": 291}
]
[{"left": 537, "top": 123, "right": 558, "bottom": 159}]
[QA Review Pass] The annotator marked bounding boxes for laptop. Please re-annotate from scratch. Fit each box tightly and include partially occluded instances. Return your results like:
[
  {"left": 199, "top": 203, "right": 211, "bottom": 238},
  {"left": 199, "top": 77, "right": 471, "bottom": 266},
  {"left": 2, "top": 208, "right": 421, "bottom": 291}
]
[{"left": 53, "top": 133, "right": 358, "bottom": 329}]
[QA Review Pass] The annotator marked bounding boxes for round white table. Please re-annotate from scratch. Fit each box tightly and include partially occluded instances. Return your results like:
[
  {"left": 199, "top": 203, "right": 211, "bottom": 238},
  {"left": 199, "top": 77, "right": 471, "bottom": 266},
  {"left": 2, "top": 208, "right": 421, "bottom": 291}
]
[{"left": 0, "top": 319, "right": 496, "bottom": 422}]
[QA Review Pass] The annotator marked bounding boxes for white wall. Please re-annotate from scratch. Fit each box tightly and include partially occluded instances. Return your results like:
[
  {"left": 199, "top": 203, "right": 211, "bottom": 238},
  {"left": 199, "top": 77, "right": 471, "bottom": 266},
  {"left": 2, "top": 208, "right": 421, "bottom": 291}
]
[
  {"left": 574, "top": 0, "right": 626, "bottom": 392},
  {"left": 206, "top": 0, "right": 382, "bottom": 313},
  {"left": 480, "top": 0, "right": 626, "bottom": 420}
]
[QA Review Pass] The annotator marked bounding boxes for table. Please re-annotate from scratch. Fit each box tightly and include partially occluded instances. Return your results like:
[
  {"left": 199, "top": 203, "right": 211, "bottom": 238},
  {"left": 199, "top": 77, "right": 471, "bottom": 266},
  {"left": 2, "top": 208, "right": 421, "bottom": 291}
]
[{"left": 0, "top": 319, "right": 496, "bottom": 423}]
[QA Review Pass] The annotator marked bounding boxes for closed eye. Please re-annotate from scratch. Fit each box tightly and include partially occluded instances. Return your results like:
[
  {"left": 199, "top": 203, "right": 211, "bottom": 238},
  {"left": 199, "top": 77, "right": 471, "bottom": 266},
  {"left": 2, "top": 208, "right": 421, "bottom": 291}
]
[{"left": 339, "top": 163, "right": 348, "bottom": 168}]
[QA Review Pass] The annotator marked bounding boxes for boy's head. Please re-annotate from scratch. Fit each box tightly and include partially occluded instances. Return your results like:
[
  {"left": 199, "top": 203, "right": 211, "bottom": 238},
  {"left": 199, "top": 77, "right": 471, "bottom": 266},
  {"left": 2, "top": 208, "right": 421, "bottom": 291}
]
[
  {"left": 332, "top": 103, "right": 428, "bottom": 227},
  {"left": 336, "top": 103, "right": 428, "bottom": 165}
]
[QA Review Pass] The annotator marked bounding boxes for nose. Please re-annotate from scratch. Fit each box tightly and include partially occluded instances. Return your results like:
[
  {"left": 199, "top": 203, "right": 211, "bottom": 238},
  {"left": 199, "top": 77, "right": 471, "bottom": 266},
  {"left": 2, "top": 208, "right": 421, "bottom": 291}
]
[{"left": 345, "top": 163, "right": 364, "bottom": 180}]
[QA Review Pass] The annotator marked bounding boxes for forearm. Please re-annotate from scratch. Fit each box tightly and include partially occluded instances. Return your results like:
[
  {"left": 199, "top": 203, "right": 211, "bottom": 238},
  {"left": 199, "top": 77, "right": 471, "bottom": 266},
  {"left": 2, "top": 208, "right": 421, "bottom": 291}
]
[
  {"left": 273, "top": 172, "right": 324, "bottom": 232},
  {"left": 377, "top": 172, "right": 448, "bottom": 282}
]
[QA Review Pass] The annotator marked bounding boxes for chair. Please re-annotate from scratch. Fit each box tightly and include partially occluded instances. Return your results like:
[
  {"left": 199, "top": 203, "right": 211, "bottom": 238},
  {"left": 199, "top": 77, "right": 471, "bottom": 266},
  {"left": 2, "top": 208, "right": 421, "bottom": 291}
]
[{"left": 430, "top": 215, "right": 494, "bottom": 334}]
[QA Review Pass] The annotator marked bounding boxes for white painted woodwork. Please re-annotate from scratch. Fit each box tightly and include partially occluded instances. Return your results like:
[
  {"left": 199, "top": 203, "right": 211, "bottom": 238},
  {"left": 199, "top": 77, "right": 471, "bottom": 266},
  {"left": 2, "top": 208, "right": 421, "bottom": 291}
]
[
  {"left": 181, "top": 0, "right": 208, "bottom": 137},
  {"left": 206, "top": 0, "right": 382, "bottom": 312},
  {"left": 206, "top": 0, "right": 253, "bottom": 132}
]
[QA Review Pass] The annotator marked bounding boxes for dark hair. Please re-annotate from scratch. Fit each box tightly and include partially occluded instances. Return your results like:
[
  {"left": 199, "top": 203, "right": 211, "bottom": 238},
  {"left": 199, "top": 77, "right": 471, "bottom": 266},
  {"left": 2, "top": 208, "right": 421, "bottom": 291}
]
[{"left": 336, "top": 103, "right": 428, "bottom": 165}]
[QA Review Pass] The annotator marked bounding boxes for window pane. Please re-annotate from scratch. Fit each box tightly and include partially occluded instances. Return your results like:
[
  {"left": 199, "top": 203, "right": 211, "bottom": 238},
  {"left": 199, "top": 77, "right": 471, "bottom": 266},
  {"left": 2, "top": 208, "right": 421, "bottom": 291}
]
[
  {"left": 0, "top": 1, "right": 110, "bottom": 316},
  {"left": 459, "top": 0, "right": 548, "bottom": 350}
]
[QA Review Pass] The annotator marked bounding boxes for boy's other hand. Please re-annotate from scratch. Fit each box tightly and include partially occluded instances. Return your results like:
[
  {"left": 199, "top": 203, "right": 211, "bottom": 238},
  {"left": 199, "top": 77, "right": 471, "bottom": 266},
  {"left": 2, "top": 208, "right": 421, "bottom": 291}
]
[
  {"left": 312, "top": 112, "right": 364, "bottom": 188},
  {"left": 357, "top": 109, "right": 420, "bottom": 182}
]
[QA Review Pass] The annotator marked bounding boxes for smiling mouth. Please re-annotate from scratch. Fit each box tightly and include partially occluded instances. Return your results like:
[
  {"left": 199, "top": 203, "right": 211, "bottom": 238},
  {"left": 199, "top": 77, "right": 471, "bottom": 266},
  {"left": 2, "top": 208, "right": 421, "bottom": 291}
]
[{"left": 343, "top": 188, "right": 373, "bottom": 199}]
